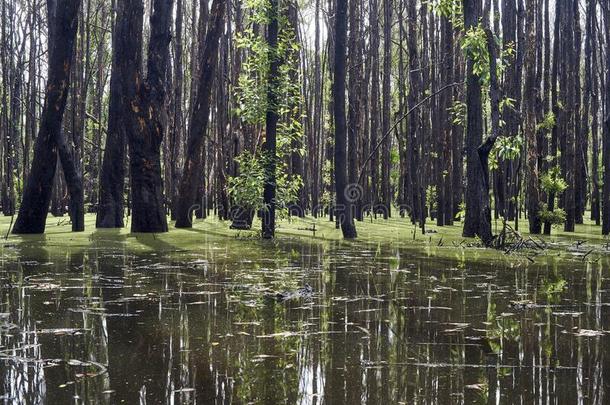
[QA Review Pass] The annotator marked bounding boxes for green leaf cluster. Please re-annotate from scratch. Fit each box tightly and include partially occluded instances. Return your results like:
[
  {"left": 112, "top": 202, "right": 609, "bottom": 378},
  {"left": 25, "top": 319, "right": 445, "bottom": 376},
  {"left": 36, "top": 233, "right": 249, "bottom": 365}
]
[
  {"left": 538, "top": 205, "right": 566, "bottom": 227},
  {"left": 540, "top": 166, "right": 568, "bottom": 195}
]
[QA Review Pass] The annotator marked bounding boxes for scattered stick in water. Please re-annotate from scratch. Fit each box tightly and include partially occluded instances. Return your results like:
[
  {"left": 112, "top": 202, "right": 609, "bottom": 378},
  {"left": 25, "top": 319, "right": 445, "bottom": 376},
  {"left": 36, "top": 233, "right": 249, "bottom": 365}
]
[
  {"left": 582, "top": 249, "right": 594, "bottom": 261},
  {"left": 4, "top": 215, "right": 14, "bottom": 240}
]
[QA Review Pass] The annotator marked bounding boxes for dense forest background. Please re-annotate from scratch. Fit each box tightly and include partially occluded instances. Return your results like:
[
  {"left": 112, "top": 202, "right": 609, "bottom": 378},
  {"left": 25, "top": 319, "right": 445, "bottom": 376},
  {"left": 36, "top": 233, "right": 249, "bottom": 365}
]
[{"left": 0, "top": 0, "right": 609, "bottom": 243}]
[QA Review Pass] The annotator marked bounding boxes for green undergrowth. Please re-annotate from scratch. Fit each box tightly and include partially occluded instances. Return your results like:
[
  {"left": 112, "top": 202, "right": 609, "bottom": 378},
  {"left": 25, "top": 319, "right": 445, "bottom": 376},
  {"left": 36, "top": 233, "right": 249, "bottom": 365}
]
[{"left": 1, "top": 213, "right": 609, "bottom": 265}]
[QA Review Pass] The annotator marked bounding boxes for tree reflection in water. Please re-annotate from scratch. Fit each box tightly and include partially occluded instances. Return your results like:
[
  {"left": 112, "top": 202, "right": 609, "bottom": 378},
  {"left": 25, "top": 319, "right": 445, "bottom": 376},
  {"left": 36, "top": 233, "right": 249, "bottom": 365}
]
[{"left": 1, "top": 236, "right": 608, "bottom": 403}]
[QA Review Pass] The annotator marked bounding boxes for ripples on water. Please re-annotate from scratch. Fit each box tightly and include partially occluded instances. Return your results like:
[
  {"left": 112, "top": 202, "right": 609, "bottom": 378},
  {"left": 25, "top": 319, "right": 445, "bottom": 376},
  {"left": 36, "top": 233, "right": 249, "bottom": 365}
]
[{"left": 0, "top": 234, "right": 609, "bottom": 404}]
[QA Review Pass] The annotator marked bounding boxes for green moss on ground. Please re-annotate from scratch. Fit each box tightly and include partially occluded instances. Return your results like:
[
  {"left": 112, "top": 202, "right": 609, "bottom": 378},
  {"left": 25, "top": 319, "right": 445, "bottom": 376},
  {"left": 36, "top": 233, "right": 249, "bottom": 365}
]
[{"left": 0, "top": 213, "right": 608, "bottom": 264}]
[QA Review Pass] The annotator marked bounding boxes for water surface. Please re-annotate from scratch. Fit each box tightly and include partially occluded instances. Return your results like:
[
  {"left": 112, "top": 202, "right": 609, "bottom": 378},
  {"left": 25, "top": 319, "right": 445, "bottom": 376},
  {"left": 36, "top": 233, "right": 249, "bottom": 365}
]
[{"left": 1, "top": 233, "right": 608, "bottom": 404}]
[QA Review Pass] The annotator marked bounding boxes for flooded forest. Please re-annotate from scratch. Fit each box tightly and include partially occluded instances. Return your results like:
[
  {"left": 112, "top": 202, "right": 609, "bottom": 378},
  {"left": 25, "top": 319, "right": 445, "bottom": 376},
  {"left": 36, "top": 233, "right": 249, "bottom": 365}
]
[{"left": 1, "top": 0, "right": 610, "bottom": 403}]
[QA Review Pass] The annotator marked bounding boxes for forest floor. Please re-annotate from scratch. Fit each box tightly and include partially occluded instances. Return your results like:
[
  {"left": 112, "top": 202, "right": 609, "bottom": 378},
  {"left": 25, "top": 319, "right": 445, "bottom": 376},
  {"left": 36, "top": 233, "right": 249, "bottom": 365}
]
[{"left": 0, "top": 213, "right": 609, "bottom": 264}]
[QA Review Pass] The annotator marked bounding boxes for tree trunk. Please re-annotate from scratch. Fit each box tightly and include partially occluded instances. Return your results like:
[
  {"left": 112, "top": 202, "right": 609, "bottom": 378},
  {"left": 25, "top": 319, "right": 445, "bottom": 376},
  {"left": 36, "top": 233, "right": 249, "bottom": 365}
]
[
  {"left": 381, "top": 0, "right": 392, "bottom": 218},
  {"left": 125, "top": 0, "right": 173, "bottom": 233},
  {"left": 369, "top": 0, "right": 380, "bottom": 215},
  {"left": 602, "top": 3, "right": 610, "bottom": 235},
  {"left": 544, "top": 0, "right": 561, "bottom": 235},
  {"left": 12, "top": 0, "right": 81, "bottom": 234},
  {"left": 586, "top": 0, "right": 600, "bottom": 225},
  {"left": 174, "top": 0, "right": 225, "bottom": 228},
  {"left": 261, "top": 0, "right": 280, "bottom": 238},
  {"left": 524, "top": 0, "right": 541, "bottom": 233},
  {"left": 334, "top": 0, "right": 357, "bottom": 238},
  {"left": 347, "top": 0, "right": 361, "bottom": 220},
  {"left": 563, "top": 0, "right": 576, "bottom": 232},
  {"left": 407, "top": 0, "right": 422, "bottom": 228},
  {"left": 96, "top": 0, "right": 134, "bottom": 228},
  {"left": 462, "top": 0, "right": 486, "bottom": 240}
]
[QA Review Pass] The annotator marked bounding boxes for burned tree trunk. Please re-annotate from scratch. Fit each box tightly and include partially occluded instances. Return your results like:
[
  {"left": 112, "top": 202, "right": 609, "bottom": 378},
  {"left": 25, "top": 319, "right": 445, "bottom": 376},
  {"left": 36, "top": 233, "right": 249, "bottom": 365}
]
[
  {"left": 262, "top": 0, "right": 280, "bottom": 238},
  {"left": 586, "top": 0, "right": 600, "bottom": 225},
  {"left": 461, "top": 0, "right": 486, "bottom": 240},
  {"left": 524, "top": 0, "right": 541, "bottom": 233},
  {"left": 12, "top": 0, "right": 81, "bottom": 234},
  {"left": 407, "top": 0, "right": 422, "bottom": 228},
  {"left": 334, "top": 0, "right": 357, "bottom": 238},
  {"left": 563, "top": 0, "right": 576, "bottom": 232},
  {"left": 347, "top": 0, "right": 362, "bottom": 220},
  {"left": 544, "top": 0, "right": 561, "bottom": 235},
  {"left": 471, "top": 28, "right": 501, "bottom": 246},
  {"left": 96, "top": 0, "right": 135, "bottom": 228},
  {"left": 369, "top": 0, "right": 380, "bottom": 214},
  {"left": 125, "top": 0, "right": 173, "bottom": 233},
  {"left": 602, "top": 2, "right": 610, "bottom": 235},
  {"left": 381, "top": 0, "right": 392, "bottom": 218},
  {"left": 174, "top": 0, "right": 225, "bottom": 228}
]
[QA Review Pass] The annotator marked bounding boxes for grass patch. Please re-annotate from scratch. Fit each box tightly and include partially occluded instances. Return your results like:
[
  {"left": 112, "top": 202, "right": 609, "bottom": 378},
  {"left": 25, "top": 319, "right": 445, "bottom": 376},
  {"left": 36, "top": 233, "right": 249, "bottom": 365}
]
[{"left": 0, "top": 213, "right": 608, "bottom": 264}]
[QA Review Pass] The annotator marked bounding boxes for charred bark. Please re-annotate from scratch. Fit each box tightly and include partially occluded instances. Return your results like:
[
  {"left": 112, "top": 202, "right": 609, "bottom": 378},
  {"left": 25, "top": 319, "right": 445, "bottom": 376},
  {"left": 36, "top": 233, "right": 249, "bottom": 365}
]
[
  {"left": 174, "top": 0, "right": 225, "bottom": 228},
  {"left": 12, "top": 0, "right": 81, "bottom": 234}
]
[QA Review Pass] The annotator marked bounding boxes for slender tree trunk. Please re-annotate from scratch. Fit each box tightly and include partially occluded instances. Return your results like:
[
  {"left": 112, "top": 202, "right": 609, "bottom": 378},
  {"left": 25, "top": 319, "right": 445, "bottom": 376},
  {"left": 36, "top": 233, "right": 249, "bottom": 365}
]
[
  {"left": 369, "top": 0, "right": 380, "bottom": 215},
  {"left": 174, "top": 0, "right": 225, "bottom": 228},
  {"left": 586, "top": 0, "right": 600, "bottom": 224},
  {"left": 524, "top": 0, "right": 541, "bottom": 233},
  {"left": 97, "top": 0, "right": 135, "bottom": 228},
  {"left": 261, "top": 0, "right": 280, "bottom": 238},
  {"left": 544, "top": 0, "right": 561, "bottom": 235},
  {"left": 407, "top": 0, "right": 421, "bottom": 227},
  {"left": 381, "top": 0, "right": 392, "bottom": 218},
  {"left": 334, "top": 0, "right": 357, "bottom": 238},
  {"left": 602, "top": 3, "right": 610, "bottom": 234},
  {"left": 573, "top": 1, "right": 584, "bottom": 225},
  {"left": 501, "top": 0, "right": 518, "bottom": 221},
  {"left": 0, "top": 0, "right": 15, "bottom": 216},
  {"left": 462, "top": 0, "right": 486, "bottom": 240},
  {"left": 563, "top": 0, "right": 576, "bottom": 232},
  {"left": 348, "top": 0, "right": 361, "bottom": 220}
]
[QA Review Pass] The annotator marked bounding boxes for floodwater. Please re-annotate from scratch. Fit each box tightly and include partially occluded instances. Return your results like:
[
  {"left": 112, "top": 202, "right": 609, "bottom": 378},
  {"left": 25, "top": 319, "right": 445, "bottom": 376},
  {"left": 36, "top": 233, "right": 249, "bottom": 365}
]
[{"left": 1, "top": 233, "right": 609, "bottom": 404}]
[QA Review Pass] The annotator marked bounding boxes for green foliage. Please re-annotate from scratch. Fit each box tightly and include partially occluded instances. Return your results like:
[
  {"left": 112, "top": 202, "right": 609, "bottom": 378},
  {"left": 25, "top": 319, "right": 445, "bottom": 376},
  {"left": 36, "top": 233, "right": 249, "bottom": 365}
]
[
  {"left": 498, "top": 42, "right": 515, "bottom": 77},
  {"left": 455, "top": 201, "right": 466, "bottom": 221},
  {"left": 426, "top": 185, "right": 437, "bottom": 211},
  {"left": 229, "top": 0, "right": 304, "bottom": 216},
  {"left": 499, "top": 97, "right": 515, "bottom": 114},
  {"left": 449, "top": 100, "right": 466, "bottom": 127},
  {"left": 235, "top": 0, "right": 303, "bottom": 135},
  {"left": 493, "top": 135, "right": 522, "bottom": 161},
  {"left": 538, "top": 205, "right": 566, "bottom": 227},
  {"left": 536, "top": 111, "right": 556, "bottom": 133},
  {"left": 460, "top": 25, "right": 512, "bottom": 87},
  {"left": 540, "top": 166, "right": 568, "bottom": 195},
  {"left": 234, "top": 31, "right": 270, "bottom": 124},
  {"left": 228, "top": 151, "right": 302, "bottom": 218},
  {"left": 228, "top": 152, "right": 266, "bottom": 210},
  {"left": 543, "top": 277, "right": 567, "bottom": 295},
  {"left": 461, "top": 24, "right": 490, "bottom": 81},
  {"left": 320, "top": 159, "right": 333, "bottom": 208},
  {"left": 490, "top": 135, "right": 521, "bottom": 170},
  {"left": 428, "top": 0, "right": 463, "bottom": 28},
  {"left": 541, "top": 276, "right": 567, "bottom": 304}
]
